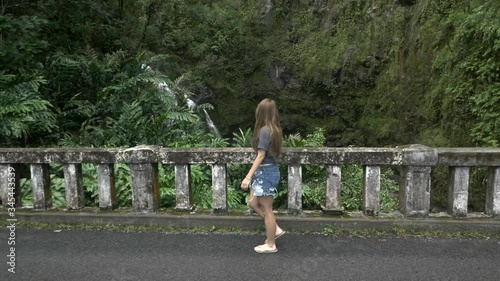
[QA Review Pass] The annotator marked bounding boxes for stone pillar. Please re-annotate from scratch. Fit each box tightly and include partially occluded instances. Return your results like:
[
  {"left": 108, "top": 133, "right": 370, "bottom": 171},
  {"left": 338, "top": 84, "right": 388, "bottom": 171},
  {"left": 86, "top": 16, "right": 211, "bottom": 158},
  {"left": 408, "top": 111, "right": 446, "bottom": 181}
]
[
  {"left": 448, "top": 167, "right": 470, "bottom": 217},
  {"left": 129, "top": 163, "right": 159, "bottom": 212},
  {"left": 97, "top": 164, "right": 116, "bottom": 210},
  {"left": 322, "top": 165, "right": 343, "bottom": 214},
  {"left": 400, "top": 166, "right": 432, "bottom": 217},
  {"left": 288, "top": 164, "right": 302, "bottom": 215},
  {"left": 64, "top": 163, "right": 84, "bottom": 209},
  {"left": 31, "top": 164, "right": 52, "bottom": 210},
  {"left": 175, "top": 164, "right": 193, "bottom": 211},
  {"left": 125, "top": 146, "right": 160, "bottom": 213},
  {"left": 399, "top": 145, "right": 438, "bottom": 217},
  {"left": 212, "top": 164, "right": 227, "bottom": 213},
  {"left": 0, "top": 164, "right": 21, "bottom": 208},
  {"left": 363, "top": 165, "right": 380, "bottom": 216},
  {"left": 486, "top": 167, "right": 500, "bottom": 217}
]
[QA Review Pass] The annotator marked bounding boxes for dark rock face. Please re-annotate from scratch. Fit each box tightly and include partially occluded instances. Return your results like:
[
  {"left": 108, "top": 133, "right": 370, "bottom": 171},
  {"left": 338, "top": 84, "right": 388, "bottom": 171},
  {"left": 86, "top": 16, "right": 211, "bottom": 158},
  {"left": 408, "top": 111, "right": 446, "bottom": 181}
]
[
  {"left": 267, "top": 62, "right": 302, "bottom": 90},
  {"left": 397, "top": 0, "right": 417, "bottom": 6}
]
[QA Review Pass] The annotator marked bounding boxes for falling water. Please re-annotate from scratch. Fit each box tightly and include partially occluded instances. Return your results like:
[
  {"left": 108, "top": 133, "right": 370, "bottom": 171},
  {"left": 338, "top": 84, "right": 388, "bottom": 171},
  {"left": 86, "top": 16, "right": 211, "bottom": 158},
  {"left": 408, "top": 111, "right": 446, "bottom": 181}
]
[
  {"left": 202, "top": 108, "right": 221, "bottom": 138},
  {"left": 186, "top": 98, "right": 196, "bottom": 109},
  {"left": 188, "top": 97, "right": 221, "bottom": 138},
  {"left": 145, "top": 65, "right": 221, "bottom": 138}
]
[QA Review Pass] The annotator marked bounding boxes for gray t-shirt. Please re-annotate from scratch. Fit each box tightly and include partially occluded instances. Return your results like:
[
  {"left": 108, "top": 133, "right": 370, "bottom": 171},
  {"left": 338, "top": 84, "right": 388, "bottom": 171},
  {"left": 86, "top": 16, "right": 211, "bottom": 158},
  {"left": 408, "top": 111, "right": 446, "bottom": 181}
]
[{"left": 257, "top": 127, "right": 277, "bottom": 164}]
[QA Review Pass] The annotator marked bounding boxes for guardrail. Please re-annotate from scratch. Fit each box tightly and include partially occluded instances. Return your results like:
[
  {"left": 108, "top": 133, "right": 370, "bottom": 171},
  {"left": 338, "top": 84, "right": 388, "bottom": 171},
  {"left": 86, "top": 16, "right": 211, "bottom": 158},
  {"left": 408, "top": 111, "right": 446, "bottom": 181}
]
[{"left": 0, "top": 145, "right": 499, "bottom": 217}]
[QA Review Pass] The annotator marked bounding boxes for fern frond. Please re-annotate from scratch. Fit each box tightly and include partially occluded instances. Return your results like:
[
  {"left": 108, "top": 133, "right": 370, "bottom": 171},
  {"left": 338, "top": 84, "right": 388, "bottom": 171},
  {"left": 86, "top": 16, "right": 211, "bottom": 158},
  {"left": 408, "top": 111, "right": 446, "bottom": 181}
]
[
  {"left": 0, "top": 76, "right": 56, "bottom": 140},
  {"left": 195, "top": 103, "right": 214, "bottom": 111},
  {"left": 164, "top": 111, "right": 199, "bottom": 123}
]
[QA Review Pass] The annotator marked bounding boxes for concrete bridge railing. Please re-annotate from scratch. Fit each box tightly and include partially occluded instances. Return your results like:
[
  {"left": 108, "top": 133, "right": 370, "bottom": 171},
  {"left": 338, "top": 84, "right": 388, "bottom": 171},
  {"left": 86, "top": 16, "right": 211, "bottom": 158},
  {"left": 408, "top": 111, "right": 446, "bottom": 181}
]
[{"left": 0, "top": 145, "right": 499, "bottom": 217}]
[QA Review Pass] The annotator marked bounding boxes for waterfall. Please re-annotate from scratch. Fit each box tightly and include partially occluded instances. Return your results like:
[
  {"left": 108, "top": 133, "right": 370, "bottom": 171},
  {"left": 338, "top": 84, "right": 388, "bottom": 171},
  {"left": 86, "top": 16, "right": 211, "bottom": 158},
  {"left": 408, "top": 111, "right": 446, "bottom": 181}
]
[
  {"left": 143, "top": 65, "right": 221, "bottom": 138},
  {"left": 186, "top": 97, "right": 196, "bottom": 109},
  {"left": 181, "top": 96, "right": 222, "bottom": 138},
  {"left": 202, "top": 108, "right": 221, "bottom": 138}
]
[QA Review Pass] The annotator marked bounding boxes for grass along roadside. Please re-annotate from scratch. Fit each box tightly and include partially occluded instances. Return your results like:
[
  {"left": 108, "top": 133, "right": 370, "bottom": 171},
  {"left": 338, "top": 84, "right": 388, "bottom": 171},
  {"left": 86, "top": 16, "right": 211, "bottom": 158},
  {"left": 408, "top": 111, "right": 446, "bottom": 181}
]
[{"left": 1, "top": 220, "right": 499, "bottom": 240}]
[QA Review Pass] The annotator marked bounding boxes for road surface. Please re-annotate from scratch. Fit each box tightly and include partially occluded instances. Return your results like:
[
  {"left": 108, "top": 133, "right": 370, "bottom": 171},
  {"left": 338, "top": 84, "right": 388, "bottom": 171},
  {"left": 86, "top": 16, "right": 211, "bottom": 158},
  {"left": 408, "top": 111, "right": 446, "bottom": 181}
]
[{"left": 1, "top": 227, "right": 499, "bottom": 281}]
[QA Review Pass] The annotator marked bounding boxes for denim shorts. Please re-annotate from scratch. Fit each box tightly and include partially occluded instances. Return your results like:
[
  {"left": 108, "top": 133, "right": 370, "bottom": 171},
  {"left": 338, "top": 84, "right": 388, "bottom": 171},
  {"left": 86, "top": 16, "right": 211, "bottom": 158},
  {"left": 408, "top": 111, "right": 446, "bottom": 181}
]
[{"left": 251, "top": 164, "right": 280, "bottom": 197}]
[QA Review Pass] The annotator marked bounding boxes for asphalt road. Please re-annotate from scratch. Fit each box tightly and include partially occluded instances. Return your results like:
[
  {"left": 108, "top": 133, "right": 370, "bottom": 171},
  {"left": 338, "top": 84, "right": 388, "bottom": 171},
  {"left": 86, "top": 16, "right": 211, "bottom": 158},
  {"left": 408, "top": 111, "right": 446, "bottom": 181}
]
[{"left": 1, "top": 227, "right": 500, "bottom": 281}]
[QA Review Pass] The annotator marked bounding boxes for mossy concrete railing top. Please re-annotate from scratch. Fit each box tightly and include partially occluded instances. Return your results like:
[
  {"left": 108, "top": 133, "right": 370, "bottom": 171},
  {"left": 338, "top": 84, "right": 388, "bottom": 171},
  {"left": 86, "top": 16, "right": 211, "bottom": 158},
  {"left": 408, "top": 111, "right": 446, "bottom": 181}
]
[
  {"left": 0, "top": 145, "right": 432, "bottom": 164},
  {"left": 0, "top": 145, "right": 499, "bottom": 217}
]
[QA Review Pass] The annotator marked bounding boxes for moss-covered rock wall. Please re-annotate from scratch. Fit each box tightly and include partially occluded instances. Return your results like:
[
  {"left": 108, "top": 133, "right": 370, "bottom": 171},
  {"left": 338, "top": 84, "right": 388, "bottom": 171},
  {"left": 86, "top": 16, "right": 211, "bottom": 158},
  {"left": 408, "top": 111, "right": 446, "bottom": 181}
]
[{"left": 209, "top": 0, "right": 499, "bottom": 147}]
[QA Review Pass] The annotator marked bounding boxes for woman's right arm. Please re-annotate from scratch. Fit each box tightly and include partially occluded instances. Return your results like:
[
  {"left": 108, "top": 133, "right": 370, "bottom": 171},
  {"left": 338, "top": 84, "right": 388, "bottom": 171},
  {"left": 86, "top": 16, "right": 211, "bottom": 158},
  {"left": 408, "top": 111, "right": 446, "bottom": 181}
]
[{"left": 240, "top": 149, "right": 266, "bottom": 190}]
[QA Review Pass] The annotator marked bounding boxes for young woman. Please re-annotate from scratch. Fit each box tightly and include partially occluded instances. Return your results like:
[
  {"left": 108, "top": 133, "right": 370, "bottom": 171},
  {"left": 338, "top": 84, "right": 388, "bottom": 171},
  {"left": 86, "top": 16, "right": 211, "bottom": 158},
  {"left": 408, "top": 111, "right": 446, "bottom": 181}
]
[{"left": 241, "top": 98, "right": 284, "bottom": 253}]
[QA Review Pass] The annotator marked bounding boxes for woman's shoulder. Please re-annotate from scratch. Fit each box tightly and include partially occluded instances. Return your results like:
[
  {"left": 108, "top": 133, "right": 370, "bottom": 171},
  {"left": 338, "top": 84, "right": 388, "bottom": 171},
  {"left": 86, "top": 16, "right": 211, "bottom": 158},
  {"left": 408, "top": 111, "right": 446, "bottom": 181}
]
[
  {"left": 259, "top": 126, "right": 270, "bottom": 132},
  {"left": 258, "top": 126, "right": 271, "bottom": 135}
]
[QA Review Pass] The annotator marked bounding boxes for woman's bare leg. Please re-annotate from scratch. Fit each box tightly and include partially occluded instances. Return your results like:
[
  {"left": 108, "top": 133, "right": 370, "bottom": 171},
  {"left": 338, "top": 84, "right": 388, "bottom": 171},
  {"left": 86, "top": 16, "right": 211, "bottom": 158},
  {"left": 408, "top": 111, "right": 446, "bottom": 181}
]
[
  {"left": 257, "top": 195, "right": 277, "bottom": 248},
  {"left": 248, "top": 190, "right": 283, "bottom": 235}
]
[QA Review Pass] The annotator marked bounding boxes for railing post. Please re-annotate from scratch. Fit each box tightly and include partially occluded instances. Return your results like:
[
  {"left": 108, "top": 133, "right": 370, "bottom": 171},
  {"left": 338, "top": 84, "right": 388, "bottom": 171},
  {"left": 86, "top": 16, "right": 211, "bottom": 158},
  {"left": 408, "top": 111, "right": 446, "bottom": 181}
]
[
  {"left": 64, "top": 163, "right": 84, "bottom": 210},
  {"left": 399, "top": 145, "right": 438, "bottom": 217},
  {"left": 448, "top": 167, "right": 470, "bottom": 217},
  {"left": 126, "top": 146, "right": 160, "bottom": 213},
  {"left": 322, "top": 165, "right": 343, "bottom": 214},
  {"left": 212, "top": 164, "right": 227, "bottom": 213},
  {"left": 288, "top": 164, "right": 302, "bottom": 215},
  {"left": 0, "top": 164, "right": 21, "bottom": 208},
  {"left": 363, "top": 165, "right": 380, "bottom": 216},
  {"left": 486, "top": 167, "right": 500, "bottom": 217},
  {"left": 129, "top": 163, "right": 159, "bottom": 212},
  {"left": 31, "top": 164, "right": 52, "bottom": 210},
  {"left": 97, "top": 164, "right": 116, "bottom": 210},
  {"left": 175, "top": 164, "right": 193, "bottom": 211}
]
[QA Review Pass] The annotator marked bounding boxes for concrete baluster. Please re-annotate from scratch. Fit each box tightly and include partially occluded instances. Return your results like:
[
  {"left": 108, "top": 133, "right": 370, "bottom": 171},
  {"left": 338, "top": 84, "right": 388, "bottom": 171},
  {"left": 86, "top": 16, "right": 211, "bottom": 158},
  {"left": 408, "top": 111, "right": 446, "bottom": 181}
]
[
  {"left": 129, "top": 162, "right": 160, "bottom": 212},
  {"left": 288, "top": 164, "right": 302, "bottom": 215},
  {"left": 399, "top": 145, "right": 438, "bottom": 217},
  {"left": 97, "top": 164, "right": 116, "bottom": 210},
  {"left": 126, "top": 147, "right": 160, "bottom": 213},
  {"left": 322, "top": 165, "right": 343, "bottom": 214},
  {"left": 363, "top": 165, "right": 381, "bottom": 216},
  {"left": 400, "top": 166, "right": 432, "bottom": 217},
  {"left": 0, "top": 164, "right": 21, "bottom": 208},
  {"left": 175, "top": 164, "right": 193, "bottom": 211},
  {"left": 486, "top": 167, "right": 500, "bottom": 217},
  {"left": 31, "top": 164, "right": 52, "bottom": 210},
  {"left": 64, "top": 163, "right": 84, "bottom": 209},
  {"left": 212, "top": 164, "right": 227, "bottom": 213},
  {"left": 448, "top": 167, "right": 470, "bottom": 217}
]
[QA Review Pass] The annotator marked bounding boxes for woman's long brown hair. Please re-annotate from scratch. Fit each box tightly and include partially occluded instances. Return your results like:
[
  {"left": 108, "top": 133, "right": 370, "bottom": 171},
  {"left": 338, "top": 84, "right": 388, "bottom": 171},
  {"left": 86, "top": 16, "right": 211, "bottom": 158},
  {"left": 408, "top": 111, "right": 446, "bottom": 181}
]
[{"left": 251, "top": 98, "right": 282, "bottom": 157}]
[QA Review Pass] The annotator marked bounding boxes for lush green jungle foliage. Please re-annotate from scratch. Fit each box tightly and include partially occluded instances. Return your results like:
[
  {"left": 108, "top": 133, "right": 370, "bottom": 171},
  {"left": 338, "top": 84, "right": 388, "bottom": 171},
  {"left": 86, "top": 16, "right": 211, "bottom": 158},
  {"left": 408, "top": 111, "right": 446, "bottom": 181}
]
[{"left": 1, "top": 0, "right": 498, "bottom": 211}]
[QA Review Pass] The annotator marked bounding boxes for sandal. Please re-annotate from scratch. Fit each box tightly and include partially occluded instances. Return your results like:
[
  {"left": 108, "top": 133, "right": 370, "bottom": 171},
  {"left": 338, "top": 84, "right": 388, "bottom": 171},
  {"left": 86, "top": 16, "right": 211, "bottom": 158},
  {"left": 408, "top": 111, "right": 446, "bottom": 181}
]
[
  {"left": 275, "top": 230, "right": 286, "bottom": 240},
  {"left": 254, "top": 244, "right": 278, "bottom": 254},
  {"left": 265, "top": 230, "right": 285, "bottom": 244}
]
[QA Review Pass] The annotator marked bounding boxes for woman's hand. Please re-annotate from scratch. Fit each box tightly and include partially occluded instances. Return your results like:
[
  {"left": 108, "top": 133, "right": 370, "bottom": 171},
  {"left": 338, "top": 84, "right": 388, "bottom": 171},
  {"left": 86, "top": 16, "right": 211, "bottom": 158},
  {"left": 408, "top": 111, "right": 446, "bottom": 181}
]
[{"left": 241, "top": 177, "right": 251, "bottom": 190}]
